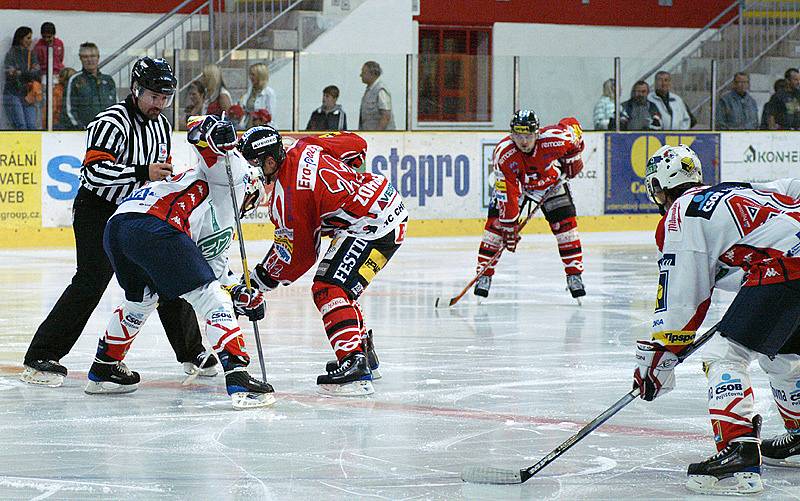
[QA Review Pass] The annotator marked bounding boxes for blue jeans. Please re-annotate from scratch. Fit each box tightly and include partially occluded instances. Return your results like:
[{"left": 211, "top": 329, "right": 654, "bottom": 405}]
[{"left": 3, "top": 93, "right": 38, "bottom": 130}]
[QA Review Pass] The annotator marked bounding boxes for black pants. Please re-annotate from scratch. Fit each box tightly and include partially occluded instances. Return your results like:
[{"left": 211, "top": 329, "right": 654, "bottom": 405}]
[{"left": 24, "top": 187, "right": 204, "bottom": 365}]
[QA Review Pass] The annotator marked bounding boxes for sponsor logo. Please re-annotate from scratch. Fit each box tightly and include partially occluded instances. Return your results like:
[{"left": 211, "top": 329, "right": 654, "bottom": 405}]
[
  {"left": 667, "top": 208, "right": 682, "bottom": 232},
  {"left": 371, "top": 148, "right": 469, "bottom": 206},
  {"left": 211, "top": 311, "right": 233, "bottom": 321},
  {"left": 658, "top": 253, "right": 676, "bottom": 267},
  {"left": 652, "top": 319, "right": 663, "bottom": 328},
  {"left": 541, "top": 141, "right": 564, "bottom": 148},
  {"left": 333, "top": 238, "right": 368, "bottom": 282},
  {"left": 713, "top": 373, "right": 743, "bottom": 397},
  {"left": 251, "top": 136, "right": 278, "bottom": 149},
  {"left": 124, "top": 186, "right": 153, "bottom": 202},
  {"left": 791, "top": 381, "right": 800, "bottom": 403},
  {"left": 685, "top": 183, "right": 749, "bottom": 219},
  {"left": 274, "top": 228, "right": 294, "bottom": 264},
  {"left": 742, "top": 144, "right": 800, "bottom": 164},
  {"left": 297, "top": 145, "right": 321, "bottom": 190},
  {"left": 788, "top": 232, "right": 800, "bottom": 257},
  {"left": 655, "top": 270, "right": 668, "bottom": 312},
  {"left": 764, "top": 267, "right": 780, "bottom": 278},
  {"left": 158, "top": 143, "right": 168, "bottom": 162},
  {"left": 772, "top": 383, "right": 788, "bottom": 402},
  {"left": 197, "top": 227, "right": 234, "bottom": 260}
]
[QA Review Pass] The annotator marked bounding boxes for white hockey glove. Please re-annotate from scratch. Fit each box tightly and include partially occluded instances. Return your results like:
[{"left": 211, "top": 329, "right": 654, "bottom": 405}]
[{"left": 633, "top": 340, "right": 679, "bottom": 401}]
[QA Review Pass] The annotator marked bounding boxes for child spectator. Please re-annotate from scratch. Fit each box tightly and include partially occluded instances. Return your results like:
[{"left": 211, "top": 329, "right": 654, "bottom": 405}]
[
  {"left": 306, "top": 85, "right": 347, "bottom": 131},
  {"left": 33, "top": 22, "right": 64, "bottom": 79},
  {"left": 49, "top": 66, "right": 75, "bottom": 129}
]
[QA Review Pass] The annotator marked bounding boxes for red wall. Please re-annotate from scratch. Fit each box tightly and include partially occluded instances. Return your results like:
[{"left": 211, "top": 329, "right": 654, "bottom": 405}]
[
  {"left": 416, "top": 0, "right": 731, "bottom": 28},
  {"left": 0, "top": 0, "right": 209, "bottom": 13}
]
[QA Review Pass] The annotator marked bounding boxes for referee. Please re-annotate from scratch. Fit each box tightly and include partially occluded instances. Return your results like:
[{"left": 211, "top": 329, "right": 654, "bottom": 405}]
[{"left": 21, "top": 57, "right": 213, "bottom": 386}]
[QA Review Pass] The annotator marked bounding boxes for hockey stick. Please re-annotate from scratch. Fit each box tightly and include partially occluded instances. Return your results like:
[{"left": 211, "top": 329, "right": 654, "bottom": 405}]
[
  {"left": 461, "top": 322, "right": 720, "bottom": 484},
  {"left": 222, "top": 148, "right": 268, "bottom": 382},
  {"left": 434, "top": 177, "right": 565, "bottom": 308}
]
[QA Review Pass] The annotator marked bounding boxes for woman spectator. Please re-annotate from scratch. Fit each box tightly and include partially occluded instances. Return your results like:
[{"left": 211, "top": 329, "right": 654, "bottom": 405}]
[
  {"left": 592, "top": 78, "right": 616, "bottom": 130},
  {"left": 183, "top": 80, "right": 206, "bottom": 126},
  {"left": 236, "top": 62, "right": 275, "bottom": 128},
  {"left": 50, "top": 66, "right": 75, "bottom": 129},
  {"left": 200, "top": 64, "right": 231, "bottom": 116},
  {"left": 4, "top": 26, "right": 40, "bottom": 129}
]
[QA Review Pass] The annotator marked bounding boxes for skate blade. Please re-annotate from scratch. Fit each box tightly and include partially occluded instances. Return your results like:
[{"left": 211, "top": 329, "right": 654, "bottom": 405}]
[
  {"left": 183, "top": 363, "right": 219, "bottom": 378},
  {"left": 231, "top": 391, "right": 276, "bottom": 410},
  {"left": 84, "top": 380, "right": 138, "bottom": 395},
  {"left": 19, "top": 368, "right": 64, "bottom": 388},
  {"left": 686, "top": 472, "right": 763, "bottom": 495},
  {"left": 317, "top": 380, "right": 374, "bottom": 397},
  {"left": 370, "top": 367, "right": 382, "bottom": 380},
  {"left": 764, "top": 456, "right": 800, "bottom": 468}
]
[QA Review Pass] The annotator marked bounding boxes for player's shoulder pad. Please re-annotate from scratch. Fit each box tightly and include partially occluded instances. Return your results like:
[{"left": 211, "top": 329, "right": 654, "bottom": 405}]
[
  {"left": 537, "top": 125, "right": 574, "bottom": 154},
  {"left": 493, "top": 135, "right": 517, "bottom": 166}
]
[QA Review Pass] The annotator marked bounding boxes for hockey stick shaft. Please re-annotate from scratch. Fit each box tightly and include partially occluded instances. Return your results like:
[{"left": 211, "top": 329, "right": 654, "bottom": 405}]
[
  {"left": 462, "top": 322, "right": 719, "bottom": 484},
  {"left": 437, "top": 177, "right": 565, "bottom": 308},
  {"left": 223, "top": 152, "right": 268, "bottom": 382}
]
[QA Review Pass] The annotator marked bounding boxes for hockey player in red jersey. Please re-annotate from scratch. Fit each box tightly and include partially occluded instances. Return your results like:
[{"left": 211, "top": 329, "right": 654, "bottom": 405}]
[
  {"left": 238, "top": 126, "right": 407, "bottom": 396},
  {"left": 85, "top": 115, "right": 275, "bottom": 410},
  {"left": 632, "top": 144, "right": 800, "bottom": 494},
  {"left": 474, "top": 109, "right": 586, "bottom": 299}
]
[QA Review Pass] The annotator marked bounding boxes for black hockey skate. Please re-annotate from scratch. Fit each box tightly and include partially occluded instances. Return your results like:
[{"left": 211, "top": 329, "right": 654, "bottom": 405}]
[
  {"left": 84, "top": 359, "right": 140, "bottom": 394},
  {"left": 183, "top": 350, "right": 219, "bottom": 378},
  {"left": 225, "top": 367, "right": 276, "bottom": 410},
  {"left": 686, "top": 415, "right": 763, "bottom": 495},
  {"left": 19, "top": 359, "right": 68, "bottom": 387},
  {"left": 317, "top": 351, "right": 374, "bottom": 396},
  {"left": 326, "top": 330, "right": 381, "bottom": 379},
  {"left": 566, "top": 274, "right": 586, "bottom": 298},
  {"left": 762, "top": 431, "right": 800, "bottom": 467},
  {"left": 473, "top": 275, "right": 491, "bottom": 298}
]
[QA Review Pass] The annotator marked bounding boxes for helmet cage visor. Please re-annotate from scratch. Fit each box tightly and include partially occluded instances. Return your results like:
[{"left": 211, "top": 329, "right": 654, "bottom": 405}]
[{"left": 133, "top": 84, "right": 174, "bottom": 108}]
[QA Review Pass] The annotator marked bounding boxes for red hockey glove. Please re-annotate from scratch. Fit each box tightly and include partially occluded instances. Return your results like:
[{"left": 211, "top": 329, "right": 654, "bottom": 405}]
[
  {"left": 225, "top": 284, "right": 266, "bottom": 321},
  {"left": 633, "top": 340, "right": 679, "bottom": 401},
  {"left": 499, "top": 221, "right": 520, "bottom": 252},
  {"left": 561, "top": 156, "right": 584, "bottom": 179}
]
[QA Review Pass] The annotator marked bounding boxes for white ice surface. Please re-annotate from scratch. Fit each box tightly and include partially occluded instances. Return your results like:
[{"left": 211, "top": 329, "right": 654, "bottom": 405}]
[{"left": 1, "top": 232, "right": 798, "bottom": 500}]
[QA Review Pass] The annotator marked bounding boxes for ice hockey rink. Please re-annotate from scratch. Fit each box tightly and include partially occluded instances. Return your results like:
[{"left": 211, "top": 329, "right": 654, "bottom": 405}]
[{"left": 1, "top": 231, "right": 799, "bottom": 500}]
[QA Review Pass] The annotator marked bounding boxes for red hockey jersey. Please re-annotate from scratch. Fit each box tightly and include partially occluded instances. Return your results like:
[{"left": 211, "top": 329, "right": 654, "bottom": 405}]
[
  {"left": 262, "top": 136, "right": 407, "bottom": 285},
  {"left": 302, "top": 131, "right": 368, "bottom": 168},
  {"left": 492, "top": 117, "right": 584, "bottom": 223}
]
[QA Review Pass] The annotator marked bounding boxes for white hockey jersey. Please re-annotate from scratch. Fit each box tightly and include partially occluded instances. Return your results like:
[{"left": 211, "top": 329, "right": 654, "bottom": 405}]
[
  {"left": 652, "top": 179, "right": 800, "bottom": 345},
  {"left": 113, "top": 145, "right": 250, "bottom": 284}
]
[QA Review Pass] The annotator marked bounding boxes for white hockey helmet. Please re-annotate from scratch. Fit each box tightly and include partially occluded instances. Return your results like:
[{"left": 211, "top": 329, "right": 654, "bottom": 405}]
[
  {"left": 644, "top": 144, "right": 703, "bottom": 205},
  {"left": 240, "top": 164, "right": 267, "bottom": 218}
]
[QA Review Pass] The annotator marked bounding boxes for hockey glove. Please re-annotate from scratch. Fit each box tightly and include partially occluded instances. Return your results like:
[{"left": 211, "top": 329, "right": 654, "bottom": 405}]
[
  {"left": 206, "top": 119, "right": 238, "bottom": 156},
  {"left": 633, "top": 340, "right": 679, "bottom": 401},
  {"left": 499, "top": 221, "right": 520, "bottom": 252},
  {"left": 224, "top": 284, "right": 266, "bottom": 321}
]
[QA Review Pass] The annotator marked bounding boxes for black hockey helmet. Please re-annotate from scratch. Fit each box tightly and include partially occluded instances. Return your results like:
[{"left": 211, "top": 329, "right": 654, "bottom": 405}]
[
  {"left": 238, "top": 126, "right": 286, "bottom": 176},
  {"left": 510, "top": 109, "right": 540, "bottom": 134},
  {"left": 131, "top": 56, "right": 177, "bottom": 96}
]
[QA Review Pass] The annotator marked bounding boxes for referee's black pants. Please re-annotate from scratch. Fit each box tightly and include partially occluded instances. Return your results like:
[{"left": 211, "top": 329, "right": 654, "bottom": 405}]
[{"left": 24, "top": 187, "right": 204, "bottom": 366}]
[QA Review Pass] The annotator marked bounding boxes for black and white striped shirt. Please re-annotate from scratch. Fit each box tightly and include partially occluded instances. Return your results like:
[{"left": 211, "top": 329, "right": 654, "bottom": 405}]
[{"left": 80, "top": 95, "right": 172, "bottom": 204}]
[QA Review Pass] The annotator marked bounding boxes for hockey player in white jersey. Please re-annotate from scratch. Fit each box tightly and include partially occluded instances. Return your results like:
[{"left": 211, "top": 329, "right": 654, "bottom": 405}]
[
  {"left": 632, "top": 144, "right": 800, "bottom": 494},
  {"left": 84, "top": 115, "right": 275, "bottom": 409}
]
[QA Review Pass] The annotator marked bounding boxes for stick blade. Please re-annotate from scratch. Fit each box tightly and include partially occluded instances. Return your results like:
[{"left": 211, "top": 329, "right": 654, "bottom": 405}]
[
  {"left": 461, "top": 466, "right": 524, "bottom": 484},
  {"left": 434, "top": 296, "right": 455, "bottom": 308}
]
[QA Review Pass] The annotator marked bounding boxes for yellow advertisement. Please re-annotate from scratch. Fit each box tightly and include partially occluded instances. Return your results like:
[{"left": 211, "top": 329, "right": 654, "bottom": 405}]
[{"left": 0, "top": 132, "right": 41, "bottom": 228}]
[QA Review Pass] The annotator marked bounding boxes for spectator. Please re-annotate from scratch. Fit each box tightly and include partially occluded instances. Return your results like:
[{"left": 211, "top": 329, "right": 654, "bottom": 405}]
[
  {"left": 62, "top": 42, "right": 116, "bottom": 130},
  {"left": 3, "top": 26, "right": 40, "bottom": 130},
  {"left": 648, "top": 70, "right": 696, "bottom": 130},
  {"left": 33, "top": 22, "right": 64, "bottom": 80},
  {"left": 778, "top": 68, "right": 800, "bottom": 129},
  {"left": 716, "top": 72, "right": 759, "bottom": 130},
  {"left": 200, "top": 63, "right": 231, "bottom": 116},
  {"left": 613, "top": 80, "right": 662, "bottom": 131},
  {"left": 50, "top": 66, "right": 76, "bottom": 129},
  {"left": 234, "top": 62, "right": 275, "bottom": 128},
  {"left": 592, "top": 78, "right": 615, "bottom": 130},
  {"left": 761, "top": 78, "right": 788, "bottom": 130},
  {"left": 183, "top": 80, "right": 205, "bottom": 125},
  {"left": 359, "top": 61, "right": 395, "bottom": 130},
  {"left": 249, "top": 108, "right": 271, "bottom": 127},
  {"left": 306, "top": 85, "right": 347, "bottom": 131}
]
